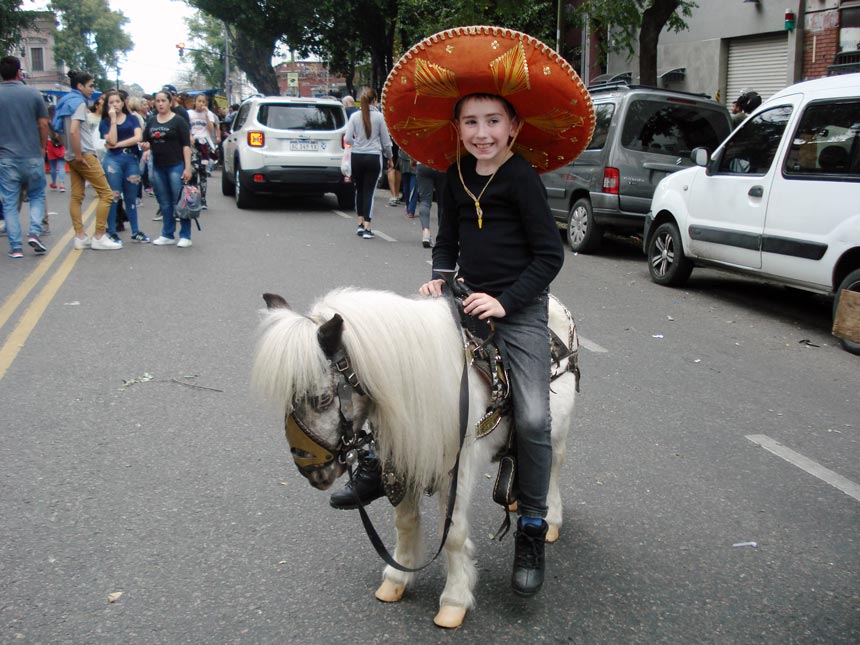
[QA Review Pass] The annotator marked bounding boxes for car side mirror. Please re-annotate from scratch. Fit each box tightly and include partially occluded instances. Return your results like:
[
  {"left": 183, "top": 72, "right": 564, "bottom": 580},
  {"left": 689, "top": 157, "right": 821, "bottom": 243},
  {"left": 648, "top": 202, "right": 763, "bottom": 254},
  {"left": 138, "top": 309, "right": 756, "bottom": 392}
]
[{"left": 692, "top": 147, "right": 709, "bottom": 167}]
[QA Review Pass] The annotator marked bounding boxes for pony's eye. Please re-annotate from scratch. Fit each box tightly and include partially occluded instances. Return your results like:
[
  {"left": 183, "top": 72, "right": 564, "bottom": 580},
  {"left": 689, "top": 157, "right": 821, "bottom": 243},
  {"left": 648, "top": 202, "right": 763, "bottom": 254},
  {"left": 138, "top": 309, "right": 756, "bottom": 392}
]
[{"left": 314, "top": 390, "right": 335, "bottom": 410}]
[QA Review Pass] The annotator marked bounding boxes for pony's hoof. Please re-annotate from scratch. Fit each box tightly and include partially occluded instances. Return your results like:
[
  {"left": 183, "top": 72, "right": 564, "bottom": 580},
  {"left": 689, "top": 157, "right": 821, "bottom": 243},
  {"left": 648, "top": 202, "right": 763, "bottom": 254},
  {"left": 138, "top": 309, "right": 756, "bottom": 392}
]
[
  {"left": 434, "top": 605, "right": 467, "bottom": 628},
  {"left": 545, "top": 524, "right": 560, "bottom": 543},
  {"left": 507, "top": 501, "right": 518, "bottom": 512},
  {"left": 375, "top": 579, "right": 405, "bottom": 603}
]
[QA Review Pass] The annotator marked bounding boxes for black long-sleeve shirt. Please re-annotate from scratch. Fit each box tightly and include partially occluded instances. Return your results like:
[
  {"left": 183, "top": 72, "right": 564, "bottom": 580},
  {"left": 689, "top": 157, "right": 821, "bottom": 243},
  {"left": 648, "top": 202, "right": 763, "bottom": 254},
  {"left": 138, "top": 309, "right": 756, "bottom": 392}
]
[{"left": 433, "top": 154, "right": 564, "bottom": 315}]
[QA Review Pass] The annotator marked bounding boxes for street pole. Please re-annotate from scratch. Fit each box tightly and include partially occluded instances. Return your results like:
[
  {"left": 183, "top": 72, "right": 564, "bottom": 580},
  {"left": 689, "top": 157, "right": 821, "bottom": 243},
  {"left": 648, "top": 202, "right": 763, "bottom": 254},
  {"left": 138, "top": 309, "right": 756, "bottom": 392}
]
[{"left": 223, "top": 21, "right": 231, "bottom": 104}]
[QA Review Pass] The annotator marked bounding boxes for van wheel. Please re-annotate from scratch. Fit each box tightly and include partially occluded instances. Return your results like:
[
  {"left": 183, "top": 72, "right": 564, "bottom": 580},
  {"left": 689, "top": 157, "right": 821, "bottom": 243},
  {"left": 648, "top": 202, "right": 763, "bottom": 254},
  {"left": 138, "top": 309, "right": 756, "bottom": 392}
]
[
  {"left": 647, "top": 221, "right": 693, "bottom": 286},
  {"left": 235, "top": 163, "right": 255, "bottom": 209},
  {"left": 221, "top": 166, "right": 235, "bottom": 196},
  {"left": 567, "top": 198, "right": 603, "bottom": 253},
  {"left": 833, "top": 268, "right": 860, "bottom": 355}
]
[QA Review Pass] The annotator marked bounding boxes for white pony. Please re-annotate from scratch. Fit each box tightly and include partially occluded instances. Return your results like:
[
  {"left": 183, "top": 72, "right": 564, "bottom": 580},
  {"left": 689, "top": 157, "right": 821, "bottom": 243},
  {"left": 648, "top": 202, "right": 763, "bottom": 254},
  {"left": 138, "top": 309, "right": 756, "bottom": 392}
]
[{"left": 252, "top": 288, "right": 579, "bottom": 628}]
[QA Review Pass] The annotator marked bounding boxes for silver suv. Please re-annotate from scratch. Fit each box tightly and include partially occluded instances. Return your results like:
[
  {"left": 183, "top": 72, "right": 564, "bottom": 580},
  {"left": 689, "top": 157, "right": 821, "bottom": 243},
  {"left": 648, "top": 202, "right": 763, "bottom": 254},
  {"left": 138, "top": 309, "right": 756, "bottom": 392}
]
[
  {"left": 542, "top": 84, "right": 732, "bottom": 253},
  {"left": 221, "top": 96, "right": 353, "bottom": 209}
]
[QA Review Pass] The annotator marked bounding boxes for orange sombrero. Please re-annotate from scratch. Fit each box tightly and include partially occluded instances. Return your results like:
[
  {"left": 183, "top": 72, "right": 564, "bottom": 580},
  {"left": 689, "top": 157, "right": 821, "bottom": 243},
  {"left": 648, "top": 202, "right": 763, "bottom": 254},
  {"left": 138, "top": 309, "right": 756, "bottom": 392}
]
[{"left": 381, "top": 25, "right": 595, "bottom": 174}]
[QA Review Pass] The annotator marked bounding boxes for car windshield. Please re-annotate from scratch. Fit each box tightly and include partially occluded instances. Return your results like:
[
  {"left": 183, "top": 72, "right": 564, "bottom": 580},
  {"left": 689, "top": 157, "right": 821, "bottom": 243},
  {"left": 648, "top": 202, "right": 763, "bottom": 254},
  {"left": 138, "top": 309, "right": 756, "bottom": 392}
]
[
  {"left": 256, "top": 104, "right": 345, "bottom": 131},
  {"left": 620, "top": 99, "right": 730, "bottom": 157}
]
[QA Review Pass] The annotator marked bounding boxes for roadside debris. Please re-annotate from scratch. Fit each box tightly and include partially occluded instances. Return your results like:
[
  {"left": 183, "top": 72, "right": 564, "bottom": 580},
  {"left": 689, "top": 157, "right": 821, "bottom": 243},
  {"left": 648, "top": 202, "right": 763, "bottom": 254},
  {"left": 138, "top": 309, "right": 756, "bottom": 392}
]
[{"left": 732, "top": 541, "right": 758, "bottom": 548}]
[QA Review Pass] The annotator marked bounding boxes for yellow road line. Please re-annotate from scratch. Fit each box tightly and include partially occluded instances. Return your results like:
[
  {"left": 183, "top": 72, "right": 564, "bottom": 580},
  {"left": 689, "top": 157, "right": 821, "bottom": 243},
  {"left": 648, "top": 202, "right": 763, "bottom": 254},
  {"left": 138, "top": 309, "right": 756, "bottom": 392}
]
[
  {"left": 0, "top": 200, "right": 97, "bottom": 380},
  {"left": 0, "top": 200, "right": 96, "bottom": 334}
]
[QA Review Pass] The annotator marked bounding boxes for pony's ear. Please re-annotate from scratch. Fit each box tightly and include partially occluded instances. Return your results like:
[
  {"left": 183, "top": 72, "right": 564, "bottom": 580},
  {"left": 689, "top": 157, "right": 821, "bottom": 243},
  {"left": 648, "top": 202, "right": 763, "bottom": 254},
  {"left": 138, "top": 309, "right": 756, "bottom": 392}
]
[
  {"left": 317, "top": 314, "right": 344, "bottom": 357},
  {"left": 263, "top": 293, "right": 290, "bottom": 310}
]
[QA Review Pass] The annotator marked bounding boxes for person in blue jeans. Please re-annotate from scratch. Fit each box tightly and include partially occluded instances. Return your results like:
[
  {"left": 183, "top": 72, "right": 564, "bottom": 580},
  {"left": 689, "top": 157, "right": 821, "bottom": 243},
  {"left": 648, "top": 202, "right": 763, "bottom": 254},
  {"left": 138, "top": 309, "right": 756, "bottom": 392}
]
[
  {"left": 0, "top": 55, "right": 48, "bottom": 258},
  {"left": 142, "top": 90, "right": 192, "bottom": 247},
  {"left": 99, "top": 90, "right": 150, "bottom": 244}
]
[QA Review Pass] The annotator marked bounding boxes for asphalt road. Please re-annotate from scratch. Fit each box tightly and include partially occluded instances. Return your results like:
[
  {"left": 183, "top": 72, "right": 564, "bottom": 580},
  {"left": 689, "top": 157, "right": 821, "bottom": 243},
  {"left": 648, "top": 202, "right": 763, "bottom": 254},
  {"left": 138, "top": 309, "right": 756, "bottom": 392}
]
[{"left": 0, "top": 176, "right": 857, "bottom": 644}]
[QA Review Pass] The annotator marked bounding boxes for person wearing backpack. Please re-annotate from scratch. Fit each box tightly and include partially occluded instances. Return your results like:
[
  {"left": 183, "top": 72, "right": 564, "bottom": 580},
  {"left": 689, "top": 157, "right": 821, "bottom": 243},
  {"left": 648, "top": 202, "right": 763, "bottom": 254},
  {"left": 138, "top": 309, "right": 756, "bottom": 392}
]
[{"left": 54, "top": 70, "right": 121, "bottom": 250}]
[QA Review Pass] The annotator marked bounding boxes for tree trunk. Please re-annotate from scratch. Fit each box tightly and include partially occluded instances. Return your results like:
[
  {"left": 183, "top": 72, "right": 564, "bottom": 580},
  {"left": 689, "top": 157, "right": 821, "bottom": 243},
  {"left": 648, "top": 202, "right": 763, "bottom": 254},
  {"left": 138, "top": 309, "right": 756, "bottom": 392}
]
[
  {"left": 232, "top": 35, "right": 280, "bottom": 96},
  {"left": 638, "top": 0, "right": 681, "bottom": 86}
]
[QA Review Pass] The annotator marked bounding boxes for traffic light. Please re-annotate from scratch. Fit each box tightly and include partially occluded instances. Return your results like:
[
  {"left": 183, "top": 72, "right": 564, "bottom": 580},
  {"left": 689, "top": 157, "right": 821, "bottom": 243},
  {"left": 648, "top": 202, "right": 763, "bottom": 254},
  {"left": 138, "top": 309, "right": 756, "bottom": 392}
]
[{"left": 177, "top": 42, "right": 185, "bottom": 58}]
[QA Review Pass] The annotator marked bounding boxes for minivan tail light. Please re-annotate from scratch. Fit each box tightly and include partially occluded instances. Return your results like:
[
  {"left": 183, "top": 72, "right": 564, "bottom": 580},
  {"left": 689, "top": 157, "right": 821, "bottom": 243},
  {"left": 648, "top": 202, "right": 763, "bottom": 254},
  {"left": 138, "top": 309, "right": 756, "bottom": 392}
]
[
  {"left": 248, "top": 131, "right": 265, "bottom": 147},
  {"left": 603, "top": 167, "right": 620, "bottom": 194}
]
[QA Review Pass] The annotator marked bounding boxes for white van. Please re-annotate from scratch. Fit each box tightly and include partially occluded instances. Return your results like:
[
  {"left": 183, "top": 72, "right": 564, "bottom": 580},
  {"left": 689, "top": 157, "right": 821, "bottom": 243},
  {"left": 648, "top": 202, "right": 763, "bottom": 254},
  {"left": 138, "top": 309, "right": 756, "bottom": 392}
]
[{"left": 643, "top": 73, "right": 860, "bottom": 354}]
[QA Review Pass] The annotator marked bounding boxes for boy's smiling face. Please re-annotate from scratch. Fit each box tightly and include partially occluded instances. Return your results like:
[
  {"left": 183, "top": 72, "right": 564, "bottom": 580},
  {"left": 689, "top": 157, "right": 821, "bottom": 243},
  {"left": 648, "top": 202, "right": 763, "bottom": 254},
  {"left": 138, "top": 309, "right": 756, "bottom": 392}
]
[{"left": 456, "top": 96, "right": 519, "bottom": 171}]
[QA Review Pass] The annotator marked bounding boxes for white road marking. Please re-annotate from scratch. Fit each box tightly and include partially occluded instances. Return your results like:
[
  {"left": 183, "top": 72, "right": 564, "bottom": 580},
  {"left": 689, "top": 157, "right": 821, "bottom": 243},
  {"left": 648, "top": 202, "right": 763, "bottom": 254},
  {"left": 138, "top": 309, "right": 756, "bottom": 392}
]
[
  {"left": 746, "top": 434, "right": 860, "bottom": 503},
  {"left": 334, "top": 210, "right": 352, "bottom": 219},
  {"left": 579, "top": 337, "right": 608, "bottom": 353}
]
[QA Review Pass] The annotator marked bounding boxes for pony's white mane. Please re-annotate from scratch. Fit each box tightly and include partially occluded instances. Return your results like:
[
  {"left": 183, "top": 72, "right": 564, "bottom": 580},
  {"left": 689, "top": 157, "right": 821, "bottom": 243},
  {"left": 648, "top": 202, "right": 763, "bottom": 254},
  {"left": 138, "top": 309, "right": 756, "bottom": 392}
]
[
  {"left": 251, "top": 306, "right": 330, "bottom": 407},
  {"left": 254, "top": 288, "right": 465, "bottom": 493}
]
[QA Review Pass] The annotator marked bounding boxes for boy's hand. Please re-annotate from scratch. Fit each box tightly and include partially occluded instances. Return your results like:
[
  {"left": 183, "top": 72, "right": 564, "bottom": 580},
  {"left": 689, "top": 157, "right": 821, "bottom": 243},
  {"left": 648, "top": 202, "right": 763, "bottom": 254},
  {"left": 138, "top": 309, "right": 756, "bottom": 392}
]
[
  {"left": 419, "top": 278, "right": 445, "bottom": 297},
  {"left": 463, "top": 293, "right": 506, "bottom": 320}
]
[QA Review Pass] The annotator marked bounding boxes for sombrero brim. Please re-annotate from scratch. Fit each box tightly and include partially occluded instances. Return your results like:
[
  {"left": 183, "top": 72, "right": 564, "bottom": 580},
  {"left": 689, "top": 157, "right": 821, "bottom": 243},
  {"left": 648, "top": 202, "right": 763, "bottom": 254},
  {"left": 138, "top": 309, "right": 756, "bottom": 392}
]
[{"left": 382, "top": 26, "right": 595, "bottom": 174}]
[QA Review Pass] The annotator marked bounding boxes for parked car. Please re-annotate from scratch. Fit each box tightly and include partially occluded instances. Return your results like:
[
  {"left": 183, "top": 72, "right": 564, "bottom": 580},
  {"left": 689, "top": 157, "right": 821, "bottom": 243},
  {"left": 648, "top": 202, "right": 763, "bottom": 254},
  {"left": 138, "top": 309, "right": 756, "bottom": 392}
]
[
  {"left": 643, "top": 73, "right": 860, "bottom": 355},
  {"left": 221, "top": 96, "right": 354, "bottom": 209},
  {"left": 543, "top": 83, "right": 732, "bottom": 253}
]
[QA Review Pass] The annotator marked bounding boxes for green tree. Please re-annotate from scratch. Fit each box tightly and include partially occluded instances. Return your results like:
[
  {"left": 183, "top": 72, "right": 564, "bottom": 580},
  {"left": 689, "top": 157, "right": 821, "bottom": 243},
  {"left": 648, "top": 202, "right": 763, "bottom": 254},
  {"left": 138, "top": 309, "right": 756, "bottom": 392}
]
[
  {"left": 575, "top": 0, "right": 697, "bottom": 86},
  {"left": 50, "top": 0, "right": 133, "bottom": 87},
  {"left": 185, "top": 10, "right": 226, "bottom": 90},
  {"left": 1, "top": 0, "right": 34, "bottom": 55},
  {"left": 187, "top": 0, "right": 308, "bottom": 96}
]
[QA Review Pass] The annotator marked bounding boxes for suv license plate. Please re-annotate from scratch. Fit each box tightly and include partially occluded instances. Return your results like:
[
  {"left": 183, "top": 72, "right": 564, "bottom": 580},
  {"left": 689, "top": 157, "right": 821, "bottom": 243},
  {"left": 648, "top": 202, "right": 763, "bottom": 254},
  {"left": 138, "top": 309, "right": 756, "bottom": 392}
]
[{"left": 290, "top": 141, "right": 319, "bottom": 151}]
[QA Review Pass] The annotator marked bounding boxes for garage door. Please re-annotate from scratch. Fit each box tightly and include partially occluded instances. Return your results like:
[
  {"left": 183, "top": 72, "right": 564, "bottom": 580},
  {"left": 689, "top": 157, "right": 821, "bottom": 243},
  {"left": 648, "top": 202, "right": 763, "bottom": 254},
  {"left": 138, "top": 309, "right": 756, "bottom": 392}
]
[{"left": 726, "top": 33, "right": 789, "bottom": 107}]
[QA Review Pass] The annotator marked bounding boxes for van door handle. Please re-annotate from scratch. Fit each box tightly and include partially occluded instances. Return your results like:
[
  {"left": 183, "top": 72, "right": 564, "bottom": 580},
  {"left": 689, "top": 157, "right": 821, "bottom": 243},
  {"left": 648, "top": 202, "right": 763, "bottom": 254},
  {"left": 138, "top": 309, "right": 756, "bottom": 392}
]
[{"left": 748, "top": 185, "right": 764, "bottom": 198}]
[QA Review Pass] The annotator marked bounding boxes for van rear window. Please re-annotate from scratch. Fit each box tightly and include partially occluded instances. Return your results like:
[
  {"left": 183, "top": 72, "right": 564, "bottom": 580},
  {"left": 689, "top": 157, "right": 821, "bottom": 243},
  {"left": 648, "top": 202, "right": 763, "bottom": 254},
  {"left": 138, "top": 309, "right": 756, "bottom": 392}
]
[
  {"left": 784, "top": 99, "right": 860, "bottom": 179},
  {"left": 587, "top": 103, "right": 615, "bottom": 150},
  {"left": 620, "top": 99, "right": 729, "bottom": 157},
  {"left": 257, "top": 104, "right": 345, "bottom": 131}
]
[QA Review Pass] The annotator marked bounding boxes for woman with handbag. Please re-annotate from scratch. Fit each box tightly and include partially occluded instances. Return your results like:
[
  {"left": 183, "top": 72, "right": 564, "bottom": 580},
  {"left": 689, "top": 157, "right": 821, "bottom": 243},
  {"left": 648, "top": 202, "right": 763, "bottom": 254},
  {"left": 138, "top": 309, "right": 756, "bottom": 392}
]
[
  {"left": 343, "top": 88, "right": 393, "bottom": 239},
  {"left": 142, "top": 90, "right": 193, "bottom": 247}
]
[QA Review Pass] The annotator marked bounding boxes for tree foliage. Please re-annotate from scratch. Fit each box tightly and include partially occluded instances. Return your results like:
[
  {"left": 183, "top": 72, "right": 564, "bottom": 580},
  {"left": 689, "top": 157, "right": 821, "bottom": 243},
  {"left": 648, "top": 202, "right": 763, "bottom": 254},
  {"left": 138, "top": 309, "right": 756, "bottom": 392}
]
[
  {"left": 184, "top": 0, "right": 560, "bottom": 98},
  {"left": 185, "top": 10, "right": 226, "bottom": 90},
  {"left": 186, "top": 0, "right": 303, "bottom": 96},
  {"left": 1, "top": 0, "right": 34, "bottom": 55},
  {"left": 574, "top": 0, "right": 697, "bottom": 85},
  {"left": 50, "top": 0, "right": 133, "bottom": 87}
]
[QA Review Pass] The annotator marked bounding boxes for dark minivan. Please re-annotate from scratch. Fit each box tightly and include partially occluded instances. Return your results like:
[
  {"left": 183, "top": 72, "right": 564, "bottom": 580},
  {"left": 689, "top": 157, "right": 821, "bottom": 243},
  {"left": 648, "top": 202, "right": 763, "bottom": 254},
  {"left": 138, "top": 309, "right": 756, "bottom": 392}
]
[{"left": 542, "top": 84, "right": 732, "bottom": 253}]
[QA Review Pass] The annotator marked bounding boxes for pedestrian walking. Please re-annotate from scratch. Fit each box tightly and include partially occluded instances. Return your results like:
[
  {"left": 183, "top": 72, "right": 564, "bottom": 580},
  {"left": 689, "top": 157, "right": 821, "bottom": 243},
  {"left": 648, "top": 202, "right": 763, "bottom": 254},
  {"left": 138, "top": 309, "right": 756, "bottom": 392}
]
[
  {"left": 0, "top": 55, "right": 49, "bottom": 258},
  {"left": 142, "top": 90, "right": 193, "bottom": 247},
  {"left": 46, "top": 106, "right": 66, "bottom": 193},
  {"left": 54, "top": 70, "right": 121, "bottom": 250},
  {"left": 415, "top": 162, "right": 446, "bottom": 248},
  {"left": 99, "top": 90, "right": 150, "bottom": 243},
  {"left": 343, "top": 88, "right": 392, "bottom": 239}
]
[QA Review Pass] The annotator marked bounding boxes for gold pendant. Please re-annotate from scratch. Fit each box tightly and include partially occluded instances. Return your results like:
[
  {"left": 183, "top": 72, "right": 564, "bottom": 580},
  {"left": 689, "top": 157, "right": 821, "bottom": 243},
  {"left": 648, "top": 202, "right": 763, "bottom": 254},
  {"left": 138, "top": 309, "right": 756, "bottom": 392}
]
[{"left": 475, "top": 201, "right": 483, "bottom": 229}]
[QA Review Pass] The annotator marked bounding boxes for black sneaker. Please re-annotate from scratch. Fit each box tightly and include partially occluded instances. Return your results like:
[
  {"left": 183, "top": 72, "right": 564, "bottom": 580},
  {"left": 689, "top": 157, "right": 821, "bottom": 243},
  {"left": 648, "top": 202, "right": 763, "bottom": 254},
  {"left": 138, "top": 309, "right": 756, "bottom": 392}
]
[
  {"left": 109, "top": 233, "right": 122, "bottom": 244},
  {"left": 511, "top": 520, "right": 548, "bottom": 597},
  {"left": 356, "top": 225, "right": 365, "bottom": 237},
  {"left": 27, "top": 235, "right": 47, "bottom": 254},
  {"left": 329, "top": 454, "right": 385, "bottom": 509},
  {"left": 362, "top": 229, "right": 375, "bottom": 239}
]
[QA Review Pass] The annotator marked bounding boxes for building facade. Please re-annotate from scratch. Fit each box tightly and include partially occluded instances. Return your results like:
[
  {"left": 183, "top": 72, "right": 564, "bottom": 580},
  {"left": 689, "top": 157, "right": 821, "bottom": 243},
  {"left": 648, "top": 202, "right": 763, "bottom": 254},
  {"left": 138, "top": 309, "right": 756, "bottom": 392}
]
[
  {"left": 14, "top": 11, "right": 66, "bottom": 93},
  {"left": 604, "top": 0, "right": 860, "bottom": 107},
  {"left": 273, "top": 60, "right": 346, "bottom": 98}
]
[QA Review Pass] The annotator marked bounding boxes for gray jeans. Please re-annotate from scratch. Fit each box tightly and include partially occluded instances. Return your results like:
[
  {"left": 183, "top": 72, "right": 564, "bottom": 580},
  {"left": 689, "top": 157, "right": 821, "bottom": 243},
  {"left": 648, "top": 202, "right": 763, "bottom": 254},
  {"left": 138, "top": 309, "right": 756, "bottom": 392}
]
[
  {"left": 493, "top": 293, "right": 552, "bottom": 519},
  {"left": 416, "top": 164, "right": 446, "bottom": 231}
]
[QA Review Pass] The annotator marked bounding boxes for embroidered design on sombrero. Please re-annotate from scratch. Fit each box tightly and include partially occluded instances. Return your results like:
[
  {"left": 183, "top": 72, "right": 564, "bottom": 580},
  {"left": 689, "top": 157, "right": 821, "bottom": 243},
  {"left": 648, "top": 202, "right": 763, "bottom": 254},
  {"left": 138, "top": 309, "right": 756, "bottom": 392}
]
[
  {"left": 489, "top": 40, "right": 530, "bottom": 96},
  {"left": 523, "top": 108, "right": 586, "bottom": 138},
  {"left": 392, "top": 115, "right": 451, "bottom": 139},
  {"left": 414, "top": 59, "right": 459, "bottom": 99},
  {"left": 512, "top": 144, "right": 549, "bottom": 170}
]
